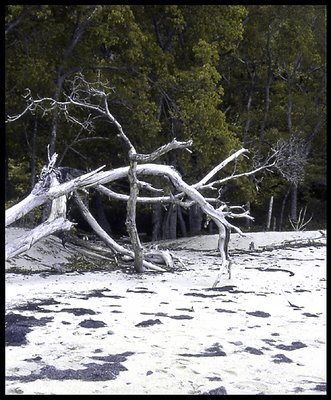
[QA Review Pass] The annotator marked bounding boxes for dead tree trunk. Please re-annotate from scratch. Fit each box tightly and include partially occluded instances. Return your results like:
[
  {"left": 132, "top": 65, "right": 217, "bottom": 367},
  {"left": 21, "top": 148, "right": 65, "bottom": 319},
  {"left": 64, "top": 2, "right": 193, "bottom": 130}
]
[
  {"left": 6, "top": 217, "right": 73, "bottom": 260},
  {"left": 290, "top": 182, "right": 298, "bottom": 224},
  {"left": 6, "top": 162, "right": 73, "bottom": 260},
  {"left": 266, "top": 195, "right": 274, "bottom": 231},
  {"left": 126, "top": 158, "right": 144, "bottom": 272},
  {"left": 6, "top": 152, "right": 262, "bottom": 270}
]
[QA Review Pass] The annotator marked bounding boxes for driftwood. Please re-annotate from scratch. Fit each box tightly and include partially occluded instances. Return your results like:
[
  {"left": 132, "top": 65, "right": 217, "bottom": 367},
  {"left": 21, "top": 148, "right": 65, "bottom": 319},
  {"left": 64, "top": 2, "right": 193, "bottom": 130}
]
[
  {"left": 255, "top": 236, "right": 326, "bottom": 252},
  {"left": 6, "top": 158, "right": 74, "bottom": 260},
  {"left": 5, "top": 74, "right": 280, "bottom": 283},
  {"left": 6, "top": 154, "right": 255, "bottom": 271},
  {"left": 226, "top": 235, "right": 326, "bottom": 259},
  {"left": 5, "top": 217, "right": 73, "bottom": 260}
]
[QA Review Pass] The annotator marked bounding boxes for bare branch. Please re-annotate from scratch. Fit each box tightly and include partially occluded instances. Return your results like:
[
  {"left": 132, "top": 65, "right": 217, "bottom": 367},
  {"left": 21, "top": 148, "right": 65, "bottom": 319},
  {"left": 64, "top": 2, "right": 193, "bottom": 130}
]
[
  {"left": 200, "top": 159, "right": 276, "bottom": 190},
  {"left": 132, "top": 138, "right": 193, "bottom": 163},
  {"left": 72, "top": 191, "right": 164, "bottom": 271},
  {"left": 194, "top": 148, "right": 249, "bottom": 188}
]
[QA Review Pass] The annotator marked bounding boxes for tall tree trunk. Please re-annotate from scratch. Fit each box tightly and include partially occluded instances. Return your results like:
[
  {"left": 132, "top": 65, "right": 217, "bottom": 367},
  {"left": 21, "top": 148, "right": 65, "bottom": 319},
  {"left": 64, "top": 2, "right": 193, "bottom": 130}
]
[
  {"left": 189, "top": 204, "right": 202, "bottom": 235},
  {"left": 243, "top": 92, "right": 253, "bottom": 147},
  {"left": 5, "top": 138, "right": 8, "bottom": 202},
  {"left": 26, "top": 117, "right": 38, "bottom": 226},
  {"left": 286, "top": 54, "right": 302, "bottom": 137},
  {"left": 245, "top": 201, "right": 252, "bottom": 230},
  {"left": 30, "top": 117, "right": 37, "bottom": 188},
  {"left": 290, "top": 182, "right": 298, "bottom": 223},
  {"left": 177, "top": 206, "right": 187, "bottom": 237},
  {"left": 126, "top": 159, "right": 144, "bottom": 272},
  {"left": 285, "top": 53, "right": 302, "bottom": 226},
  {"left": 152, "top": 202, "right": 162, "bottom": 241},
  {"left": 163, "top": 204, "right": 177, "bottom": 239},
  {"left": 162, "top": 119, "right": 179, "bottom": 240},
  {"left": 242, "top": 63, "right": 256, "bottom": 146},
  {"left": 93, "top": 190, "right": 112, "bottom": 235},
  {"left": 48, "top": 6, "right": 98, "bottom": 157},
  {"left": 266, "top": 195, "right": 274, "bottom": 231},
  {"left": 279, "top": 184, "right": 291, "bottom": 231},
  {"left": 151, "top": 176, "right": 163, "bottom": 241},
  {"left": 259, "top": 26, "right": 273, "bottom": 148}
]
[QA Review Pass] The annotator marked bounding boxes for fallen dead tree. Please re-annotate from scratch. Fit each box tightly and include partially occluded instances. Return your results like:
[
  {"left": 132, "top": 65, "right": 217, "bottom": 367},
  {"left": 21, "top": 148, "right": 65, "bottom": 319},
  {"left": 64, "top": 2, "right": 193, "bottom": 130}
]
[
  {"left": 6, "top": 74, "right": 280, "bottom": 284},
  {"left": 228, "top": 233, "right": 326, "bottom": 257},
  {"left": 259, "top": 236, "right": 326, "bottom": 251},
  {"left": 6, "top": 149, "right": 262, "bottom": 270}
]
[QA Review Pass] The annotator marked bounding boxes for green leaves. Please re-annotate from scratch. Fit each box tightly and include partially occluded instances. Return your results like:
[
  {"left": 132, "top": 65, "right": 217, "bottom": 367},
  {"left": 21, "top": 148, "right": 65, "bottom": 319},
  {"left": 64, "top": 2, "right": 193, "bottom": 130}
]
[{"left": 5, "top": 5, "right": 326, "bottom": 228}]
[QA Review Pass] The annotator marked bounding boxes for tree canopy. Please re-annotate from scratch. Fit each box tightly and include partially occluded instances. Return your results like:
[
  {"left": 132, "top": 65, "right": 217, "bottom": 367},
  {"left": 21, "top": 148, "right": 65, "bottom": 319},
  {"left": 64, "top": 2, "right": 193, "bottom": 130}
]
[{"left": 5, "top": 5, "right": 326, "bottom": 234}]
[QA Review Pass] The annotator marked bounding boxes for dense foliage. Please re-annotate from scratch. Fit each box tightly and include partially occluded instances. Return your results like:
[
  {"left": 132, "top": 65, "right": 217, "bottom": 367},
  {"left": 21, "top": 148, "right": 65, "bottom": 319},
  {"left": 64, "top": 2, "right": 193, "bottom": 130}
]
[{"left": 5, "top": 5, "right": 326, "bottom": 234}]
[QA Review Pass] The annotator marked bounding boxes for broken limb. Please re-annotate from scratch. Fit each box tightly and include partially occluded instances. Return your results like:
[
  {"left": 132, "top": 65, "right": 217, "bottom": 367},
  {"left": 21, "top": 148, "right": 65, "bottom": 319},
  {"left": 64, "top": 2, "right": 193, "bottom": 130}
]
[
  {"left": 131, "top": 138, "right": 193, "bottom": 163},
  {"left": 193, "top": 148, "right": 249, "bottom": 188},
  {"left": 5, "top": 216, "right": 73, "bottom": 260},
  {"left": 5, "top": 163, "right": 105, "bottom": 227},
  {"left": 193, "top": 147, "right": 279, "bottom": 193},
  {"left": 6, "top": 160, "right": 74, "bottom": 260}
]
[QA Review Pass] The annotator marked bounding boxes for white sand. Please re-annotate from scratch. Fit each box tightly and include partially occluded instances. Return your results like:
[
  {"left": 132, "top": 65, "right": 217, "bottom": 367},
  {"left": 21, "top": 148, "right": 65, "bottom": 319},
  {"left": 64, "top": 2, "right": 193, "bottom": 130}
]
[{"left": 5, "top": 229, "right": 326, "bottom": 395}]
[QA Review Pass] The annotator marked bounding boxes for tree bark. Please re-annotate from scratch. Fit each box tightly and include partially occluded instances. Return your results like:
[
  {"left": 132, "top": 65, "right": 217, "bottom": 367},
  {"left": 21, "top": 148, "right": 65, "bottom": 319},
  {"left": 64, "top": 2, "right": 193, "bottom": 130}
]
[
  {"left": 6, "top": 172, "right": 71, "bottom": 260},
  {"left": 30, "top": 117, "right": 38, "bottom": 189},
  {"left": 5, "top": 136, "right": 9, "bottom": 202},
  {"left": 5, "top": 163, "right": 105, "bottom": 227}
]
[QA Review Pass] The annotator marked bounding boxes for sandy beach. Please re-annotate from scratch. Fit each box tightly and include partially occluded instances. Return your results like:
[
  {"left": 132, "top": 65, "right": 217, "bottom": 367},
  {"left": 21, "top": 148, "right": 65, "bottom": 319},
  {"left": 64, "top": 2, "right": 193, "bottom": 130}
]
[{"left": 5, "top": 229, "right": 327, "bottom": 395}]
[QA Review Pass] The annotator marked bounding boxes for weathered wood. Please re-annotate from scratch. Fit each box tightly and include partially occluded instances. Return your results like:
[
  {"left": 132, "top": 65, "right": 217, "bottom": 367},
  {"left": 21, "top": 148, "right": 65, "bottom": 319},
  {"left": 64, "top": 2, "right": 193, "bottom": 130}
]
[
  {"left": 5, "top": 165, "right": 105, "bottom": 227},
  {"left": 5, "top": 160, "right": 253, "bottom": 276},
  {"left": 6, "top": 76, "right": 279, "bottom": 276},
  {"left": 126, "top": 158, "right": 144, "bottom": 272},
  {"left": 5, "top": 217, "right": 73, "bottom": 260}
]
